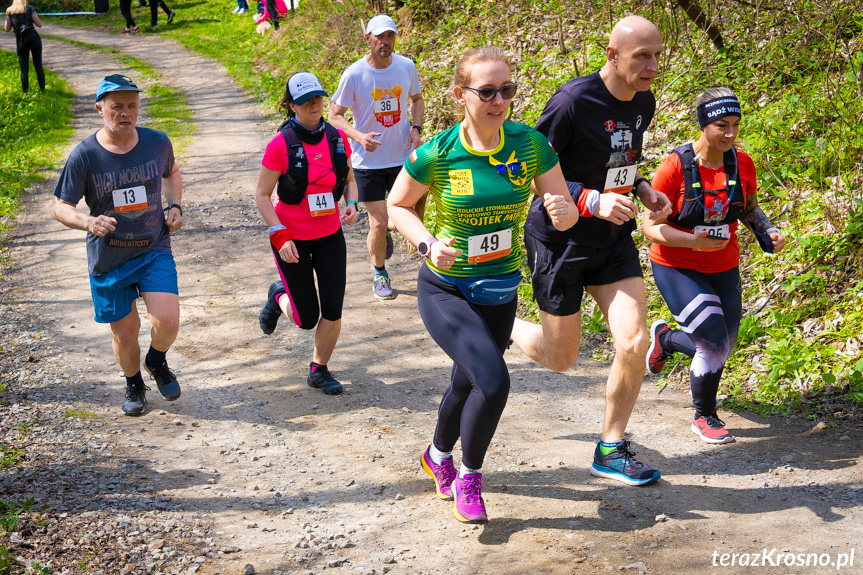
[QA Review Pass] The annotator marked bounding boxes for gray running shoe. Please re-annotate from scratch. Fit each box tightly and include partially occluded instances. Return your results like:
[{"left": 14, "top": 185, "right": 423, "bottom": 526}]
[
  {"left": 373, "top": 274, "right": 394, "bottom": 300},
  {"left": 307, "top": 363, "right": 343, "bottom": 395},
  {"left": 122, "top": 382, "right": 148, "bottom": 416}
]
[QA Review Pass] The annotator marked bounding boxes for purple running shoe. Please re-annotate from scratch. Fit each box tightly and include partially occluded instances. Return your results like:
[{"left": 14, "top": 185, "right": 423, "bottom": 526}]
[
  {"left": 421, "top": 446, "right": 457, "bottom": 500},
  {"left": 452, "top": 472, "right": 488, "bottom": 524}
]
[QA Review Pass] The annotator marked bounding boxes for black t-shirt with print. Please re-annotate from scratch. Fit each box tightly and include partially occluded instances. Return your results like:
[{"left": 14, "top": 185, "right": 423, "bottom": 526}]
[{"left": 525, "top": 71, "right": 656, "bottom": 248}]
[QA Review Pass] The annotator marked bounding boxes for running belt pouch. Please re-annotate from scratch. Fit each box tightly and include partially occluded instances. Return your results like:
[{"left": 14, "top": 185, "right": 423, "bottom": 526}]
[
  {"left": 20, "top": 26, "right": 37, "bottom": 43},
  {"left": 451, "top": 272, "right": 523, "bottom": 306}
]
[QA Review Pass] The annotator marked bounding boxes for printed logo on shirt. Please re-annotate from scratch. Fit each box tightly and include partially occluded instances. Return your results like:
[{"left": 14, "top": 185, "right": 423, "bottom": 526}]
[
  {"left": 604, "top": 119, "right": 616, "bottom": 133},
  {"left": 606, "top": 120, "right": 638, "bottom": 168},
  {"left": 371, "top": 86, "right": 403, "bottom": 128},
  {"left": 448, "top": 169, "right": 474, "bottom": 196},
  {"left": 489, "top": 151, "right": 528, "bottom": 187}
]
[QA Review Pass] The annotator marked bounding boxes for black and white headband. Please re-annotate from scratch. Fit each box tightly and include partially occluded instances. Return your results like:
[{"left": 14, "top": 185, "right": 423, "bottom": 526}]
[{"left": 696, "top": 96, "right": 742, "bottom": 129}]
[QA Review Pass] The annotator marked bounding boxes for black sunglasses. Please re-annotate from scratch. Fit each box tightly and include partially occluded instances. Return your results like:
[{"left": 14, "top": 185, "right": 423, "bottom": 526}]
[{"left": 461, "top": 83, "right": 518, "bottom": 102}]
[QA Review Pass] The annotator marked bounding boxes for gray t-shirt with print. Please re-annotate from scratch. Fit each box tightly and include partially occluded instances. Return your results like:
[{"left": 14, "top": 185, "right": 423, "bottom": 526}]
[{"left": 53, "top": 127, "right": 175, "bottom": 276}]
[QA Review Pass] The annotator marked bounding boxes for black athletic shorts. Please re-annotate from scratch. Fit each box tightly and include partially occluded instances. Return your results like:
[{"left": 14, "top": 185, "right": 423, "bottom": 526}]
[
  {"left": 354, "top": 166, "right": 402, "bottom": 203},
  {"left": 525, "top": 231, "right": 643, "bottom": 316}
]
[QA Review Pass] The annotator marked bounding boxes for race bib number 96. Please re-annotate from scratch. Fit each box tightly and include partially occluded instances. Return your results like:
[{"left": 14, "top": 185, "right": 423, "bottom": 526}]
[
  {"left": 112, "top": 186, "right": 148, "bottom": 213},
  {"left": 467, "top": 229, "right": 512, "bottom": 264}
]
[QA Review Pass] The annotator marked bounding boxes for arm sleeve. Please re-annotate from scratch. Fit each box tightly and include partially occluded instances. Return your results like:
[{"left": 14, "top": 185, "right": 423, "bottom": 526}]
[
  {"left": 330, "top": 70, "right": 354, "bottom": 109},
  {"left": 53, "top": 147, "right": 88, "bottom": 205},
  {"left": 261, "top": 133, "right": 289, "bottom": 174},
  {"left": 402, "top": 141, "right": 436, "bottom": 186}
]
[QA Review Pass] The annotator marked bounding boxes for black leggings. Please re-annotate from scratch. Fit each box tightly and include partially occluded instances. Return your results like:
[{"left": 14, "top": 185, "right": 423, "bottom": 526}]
[
  {"left": 417, "top": 264, "right": 516, "bottom": 470},
  {"left": 271, "top": 228, "right": 346, "bottom": 330},
  {"left": 149, "top": 0, "right": 171, "bottom": 23},
  {"left": 651, "top": 262, "right": 742, "bottom": 417},
  {"left": 16, "top": 36, "right": 45, "bottom": 94},
  {"left": 119, "top": 0, "right": 135, "bottom": 27}
]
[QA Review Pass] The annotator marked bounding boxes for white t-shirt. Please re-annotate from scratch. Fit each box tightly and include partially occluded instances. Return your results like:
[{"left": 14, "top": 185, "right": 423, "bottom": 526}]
[{"left": 331, "top": 54, "right": 422, "bottom": 170}]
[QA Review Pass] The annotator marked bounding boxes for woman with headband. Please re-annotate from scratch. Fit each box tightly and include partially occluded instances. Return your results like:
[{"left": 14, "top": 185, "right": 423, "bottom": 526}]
[{"left": 642, "top": 87, "right": 785, "bottom": 443}]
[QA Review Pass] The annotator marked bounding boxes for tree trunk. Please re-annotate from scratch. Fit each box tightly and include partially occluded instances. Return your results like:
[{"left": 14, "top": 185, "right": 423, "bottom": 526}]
[{"left": 676, "top": 0, "right": 724, "bottom": 49}]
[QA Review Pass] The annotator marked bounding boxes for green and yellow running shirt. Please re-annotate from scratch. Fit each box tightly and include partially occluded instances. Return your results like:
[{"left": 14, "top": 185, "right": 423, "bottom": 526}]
[{"left": 404, "top": 121, "right": 559, "bottom": 278}]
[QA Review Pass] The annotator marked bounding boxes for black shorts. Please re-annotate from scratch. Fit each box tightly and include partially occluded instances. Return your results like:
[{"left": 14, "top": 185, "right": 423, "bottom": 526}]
[
  {"left": 354, "top": 166, "right": 402, "bottom": 203},
  {"left": 526, "top": 231, "right": 643, "bottom": 316}
]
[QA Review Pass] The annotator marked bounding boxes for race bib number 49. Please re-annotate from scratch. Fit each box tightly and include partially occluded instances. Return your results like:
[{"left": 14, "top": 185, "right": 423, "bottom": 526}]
[
  {"left": 603, "top": 165, "right": 636, "bottom": 194},
  {"left": 308, "top": 192, "right": 336, "bottom": 217},
  {"left": 467, "top": 229, "right": 512, "bottom": 264},
  {"left": 112, "top": 185, "right": 148, "bottom": 213}
]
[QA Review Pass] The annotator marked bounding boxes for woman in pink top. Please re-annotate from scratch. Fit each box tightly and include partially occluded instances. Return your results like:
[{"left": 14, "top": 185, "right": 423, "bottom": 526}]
[{"left": 255, "top": 72, "right": 359, "bottom": 395}]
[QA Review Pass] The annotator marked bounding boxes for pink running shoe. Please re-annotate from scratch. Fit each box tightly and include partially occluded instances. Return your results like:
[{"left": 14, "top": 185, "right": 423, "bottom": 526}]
[
  {"left": 691, "top": 413, "right": 734, "bottom": 444},
  {"left": 452, "top": 472, "right": 488, "bottom": 524},
  {"left": 421, "top": 446, "right": 457, "bottom": 500}
]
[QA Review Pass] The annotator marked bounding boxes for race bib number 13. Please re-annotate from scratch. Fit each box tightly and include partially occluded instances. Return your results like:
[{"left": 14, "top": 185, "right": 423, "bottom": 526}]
[
  {"left": 467, "top": 229, "right": 512, "bottom": 264},
  {"left": 308, "top": 192, "right": 337, "bottom": 217},
  {"left": 112, "top": 185, "right": 148, "bottom": 213},
  {"left": 603, "top": 165, "right": 636, "bottom": 194}
]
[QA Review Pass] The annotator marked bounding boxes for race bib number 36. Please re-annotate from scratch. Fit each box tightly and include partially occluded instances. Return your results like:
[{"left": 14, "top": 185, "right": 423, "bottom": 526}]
[
  {"left": 467, "top": 229, "right": 512, "bottom": 264},
  {"left": 308, "top": 192, "right": 336, "bottom": 217},
  {"left": 112, "top": 185, "right": 148, "bottom": 213},
  {"left": 603, "top": 165, "right": 636, "bottom": 194},
  {"left": 373, "top": 98, "right": 396, "bottom": 114}
]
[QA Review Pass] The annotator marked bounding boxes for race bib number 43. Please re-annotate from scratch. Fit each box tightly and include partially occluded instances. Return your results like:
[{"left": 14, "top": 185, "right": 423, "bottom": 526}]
[
  {"left": 467, "top": 229, "right": 512, "bottom": 264},
  {"left": 603, "top": 165, "right": 636, "bottom": 194},
  {"left": 112, "top": 185, "right": 148, "bottom": 213},
  {"left": 308, "top": 192, "right": 336, "bottom": 217}
]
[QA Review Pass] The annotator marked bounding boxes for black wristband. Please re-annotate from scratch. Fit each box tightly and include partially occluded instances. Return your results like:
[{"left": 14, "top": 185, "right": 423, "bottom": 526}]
[
  {"left": 411, "top": 124, "right": 423, "bottom": 135},
  {"left": 165, "top": 203, "right": 182, "bottom": 215},
  {"left": 633, "top": 177, "right": 650, "bottom": 194}
]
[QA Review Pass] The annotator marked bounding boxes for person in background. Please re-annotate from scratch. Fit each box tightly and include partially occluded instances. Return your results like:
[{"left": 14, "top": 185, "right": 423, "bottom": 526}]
[
  {"left": 118, "top": 0, "right": 139, "bottom": 34},
  {"left": 643, "top": 87, "right": 785, "bottom": 444},
  {"left": 329, "top": 14, "right": 425, "bottom": 300},
  {"left": 4, "top": 0, "right": 45, "bottom": 94},
  {"left": 146, "top": 0, "right": 175, "bottom": 28}
]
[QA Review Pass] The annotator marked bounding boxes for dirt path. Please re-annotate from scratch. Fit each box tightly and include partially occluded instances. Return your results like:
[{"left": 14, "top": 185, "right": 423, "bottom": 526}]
[{"left": 1, "top": 26, "right": 862, "bottom": 575}]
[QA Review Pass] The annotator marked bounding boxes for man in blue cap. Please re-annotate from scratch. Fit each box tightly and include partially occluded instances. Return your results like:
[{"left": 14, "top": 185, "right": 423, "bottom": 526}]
[
  {"left": 52, "top": 74, "right": 185, "bottom": 416},
  {"left": 329, "top": 14, "right": 425, "bottom": 300}
]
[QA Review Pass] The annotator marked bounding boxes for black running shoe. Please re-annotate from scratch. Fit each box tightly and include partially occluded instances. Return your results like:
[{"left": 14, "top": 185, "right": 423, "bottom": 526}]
[
  {"left": 166, "top": 11, "right": 175, "bottom": 24},
  {"left": 307, "top": 363, "right": 343, "bottom": 395},
  {"left": 259, "top": 280, "right": 285, "bottom": 334},
  {"left": 144, "top": 360, "right": 181, "bottom": 401},
  {"left": 122, "top": 382, "right": 148, "bottom": 416}
]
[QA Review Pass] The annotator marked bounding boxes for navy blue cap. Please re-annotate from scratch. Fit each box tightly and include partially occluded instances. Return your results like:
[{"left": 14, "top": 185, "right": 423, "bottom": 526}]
[{"left": 95, "top": 74, "right": 143, "bottom": 101}]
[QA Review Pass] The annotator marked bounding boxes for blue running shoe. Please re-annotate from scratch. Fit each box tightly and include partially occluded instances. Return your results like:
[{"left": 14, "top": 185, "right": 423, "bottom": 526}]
[{"left": 590, "top": 440, "right": 660, "bottom": 486}]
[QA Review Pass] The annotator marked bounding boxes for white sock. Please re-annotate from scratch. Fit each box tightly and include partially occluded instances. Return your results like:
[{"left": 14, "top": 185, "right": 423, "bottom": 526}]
[
  {"left": 458, "top": 464, "right": 481, "bottom": 478},
  {"left": 428, "top": 444, "right": 451, "bottom": 465}
]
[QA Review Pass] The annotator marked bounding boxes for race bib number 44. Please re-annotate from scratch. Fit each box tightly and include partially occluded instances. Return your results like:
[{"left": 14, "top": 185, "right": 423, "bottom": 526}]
[
  {"left": 467, "top": 229, "right": 512, "bottom": 264},
  {"left": 112, "top": 185, "right": 148, "bottom": 213},
  {"left": 308, "top": 192, "right": 336, "bottom": 217},
  {"left": 603, "top": 165, "right": 637, "bottom": 194}
]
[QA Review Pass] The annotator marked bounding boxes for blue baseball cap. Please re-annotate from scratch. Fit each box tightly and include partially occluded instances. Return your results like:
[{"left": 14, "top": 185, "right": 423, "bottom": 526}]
[{"left": 95, "top": 74, "right": 143, "bottom": 101}]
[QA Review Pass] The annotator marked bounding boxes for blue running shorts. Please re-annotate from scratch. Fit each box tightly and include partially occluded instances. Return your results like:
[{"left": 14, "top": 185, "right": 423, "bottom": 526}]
[{"left": 89, "top": 251, "right": 178, "bottom": 324}]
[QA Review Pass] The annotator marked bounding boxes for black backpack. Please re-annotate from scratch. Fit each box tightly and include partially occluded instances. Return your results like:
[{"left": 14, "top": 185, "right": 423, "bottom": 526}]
[{"left": 275, "top": 121, "right": 349, "bottom": 205}]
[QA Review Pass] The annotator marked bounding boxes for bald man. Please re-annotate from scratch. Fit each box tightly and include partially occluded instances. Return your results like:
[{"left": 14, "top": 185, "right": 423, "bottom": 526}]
[{"left": 512, "top": 15, "right": 671, "bottom": 486}]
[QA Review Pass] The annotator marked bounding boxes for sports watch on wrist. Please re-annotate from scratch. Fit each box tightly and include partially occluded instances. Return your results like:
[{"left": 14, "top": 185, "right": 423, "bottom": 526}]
[
  {"left": 411, "top": 124, "right": 423, "bottom": 135},
  {"left": 417, "top": 236, "right": 437, "bottom": 258}
]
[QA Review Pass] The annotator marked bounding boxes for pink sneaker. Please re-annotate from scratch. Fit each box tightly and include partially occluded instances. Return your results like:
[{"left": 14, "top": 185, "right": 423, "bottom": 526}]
[
  {"left": 452, "top": 472, "right": 488, "bottom": 524},
  {"left": 691, "top": 413, "right": 734, "bottom": 444},
  {"left": 421, "top": 446, "right": 457, "bottom": 500}
]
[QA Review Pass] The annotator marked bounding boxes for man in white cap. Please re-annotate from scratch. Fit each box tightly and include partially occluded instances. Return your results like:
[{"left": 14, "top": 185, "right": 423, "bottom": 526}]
[
  {"left": 329, "top": 13, "right": 424, "bottom": 300},
  {"left": 52, "top": 74, "right": 184, "bottom": 417}
]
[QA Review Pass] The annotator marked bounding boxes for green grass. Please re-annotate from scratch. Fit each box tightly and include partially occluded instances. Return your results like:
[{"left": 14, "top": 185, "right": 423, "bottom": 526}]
[
  {"left": 0, "top": 50, "right": 74, "bottom": 224},
  {"left": 0, "top": 445, "right": 23, "bottom": 471},
  {"left": 65, "top": 408, "right": 97, "bottom": 419},
  {"left": 0, "top": 498, "right": 35, "bottom": 533}
]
